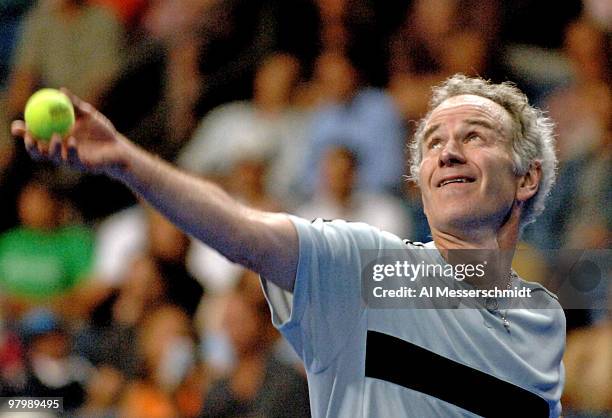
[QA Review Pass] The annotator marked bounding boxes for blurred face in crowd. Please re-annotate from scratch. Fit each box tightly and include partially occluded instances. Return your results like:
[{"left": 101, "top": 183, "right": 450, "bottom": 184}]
[
  {"left": 229, "top": 159, "right": 268, "bottom": 200},
  {"left": 147, "top": 209, "right": 190, "bottom": 262},
  {"left": 564, "top": 19, "right": 607, "bottom": 81},
  {"left": 412, "top": 0, "right": 457, "bottom": 40},
  {"left": 314, "top": 51, "right": 357, "bottom": 102},
  {"left": 31, "top": 331, "right": 69, "bottom": 360},
  {"left": 223, "top": 272, "right": 276, "bottom": 357},
  {"left": 121, "top": 255, "right": 165, "bottom": 304},
  {"left": 139, "top": 306, "right": 193, "bottom": 377},
  {"left": 254, "top": 54, "right": 300, "bottom": 110},
  {"left": 418, "top": 94, "right": 524, "bottom": 237},
  {"left": 17, "top": 183, "right": 61, "bottom": 230},
  {"left": 321, "top": 147, "right": 356, "bottom": 200},
  {"left": 113, "top": 254, "right": 166, "bottom": 326}
]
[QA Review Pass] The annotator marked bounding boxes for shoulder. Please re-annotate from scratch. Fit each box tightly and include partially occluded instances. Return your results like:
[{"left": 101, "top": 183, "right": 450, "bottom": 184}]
[
  {"left": 293, "top": 216, "right": 406, "bottom": 251},
  {"left": 514, "top": 276, "right": 566, "bottom": 340},
  {"left": 517, "top": 277, "right": 563, "bottom": 310}
]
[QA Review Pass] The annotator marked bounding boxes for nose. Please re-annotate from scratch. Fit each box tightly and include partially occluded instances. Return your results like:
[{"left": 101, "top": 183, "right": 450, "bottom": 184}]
[{"left": 438, "top": 139, "right": 466, "bottom": 167}]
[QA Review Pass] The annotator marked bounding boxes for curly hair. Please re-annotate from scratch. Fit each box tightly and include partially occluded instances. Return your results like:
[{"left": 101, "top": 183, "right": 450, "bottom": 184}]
[{"left": 407, "top": 74, "right": 557, "bottom": 230}]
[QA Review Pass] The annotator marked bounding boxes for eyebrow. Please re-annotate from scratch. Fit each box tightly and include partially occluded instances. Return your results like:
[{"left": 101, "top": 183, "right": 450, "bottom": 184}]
[
  {"left": 422, "top": 118, "right": 504, "bottom": 145},
  {"left": 464, "top": 118, "right": 497, "bottom": 131},
  {"left": 422, "top": 123, "right": 441, "bottom": 143}
]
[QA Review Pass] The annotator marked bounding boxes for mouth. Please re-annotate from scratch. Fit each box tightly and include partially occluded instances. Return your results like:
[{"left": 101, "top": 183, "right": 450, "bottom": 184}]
[{"left": 437, "top": 176, "right": 476, "bottom": 187}]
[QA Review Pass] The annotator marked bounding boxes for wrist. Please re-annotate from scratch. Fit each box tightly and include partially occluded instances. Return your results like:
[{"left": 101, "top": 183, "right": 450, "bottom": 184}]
[{"left": 106, "top": 133, "right": 137, "bottom": 181}]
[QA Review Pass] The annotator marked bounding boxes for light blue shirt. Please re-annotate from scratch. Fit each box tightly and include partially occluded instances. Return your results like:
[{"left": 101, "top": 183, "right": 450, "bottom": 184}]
[{"left": 261, "top": 216, "right": 565, "bottom": 417}]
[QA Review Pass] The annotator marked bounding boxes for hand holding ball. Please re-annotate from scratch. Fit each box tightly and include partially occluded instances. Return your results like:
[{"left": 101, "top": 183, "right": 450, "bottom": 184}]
[{"left": 24, "top": 88, "right": 75, "bottom": 141}]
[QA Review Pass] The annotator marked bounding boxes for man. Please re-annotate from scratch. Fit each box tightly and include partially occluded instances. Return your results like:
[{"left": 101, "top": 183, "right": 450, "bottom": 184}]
[{"left": 11, "top": 74, "right": 565, "bottom": 417}]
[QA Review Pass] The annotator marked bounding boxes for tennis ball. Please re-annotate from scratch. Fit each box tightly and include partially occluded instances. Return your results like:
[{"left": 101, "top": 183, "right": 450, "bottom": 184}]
[{"left": 24, "top": 88, "right": 75, "bottom": 142}]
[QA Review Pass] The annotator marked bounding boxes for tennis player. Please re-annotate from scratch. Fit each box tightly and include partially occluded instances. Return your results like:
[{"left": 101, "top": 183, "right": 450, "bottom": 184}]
[{"left": 11, "top": 74, "right": 565, "bottom": 417}]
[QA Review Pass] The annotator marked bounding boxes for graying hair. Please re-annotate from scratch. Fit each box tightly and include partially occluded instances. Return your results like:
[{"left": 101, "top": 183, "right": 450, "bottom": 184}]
[{"left": 408, "top": 74, "right": 557, "bottom": 230}]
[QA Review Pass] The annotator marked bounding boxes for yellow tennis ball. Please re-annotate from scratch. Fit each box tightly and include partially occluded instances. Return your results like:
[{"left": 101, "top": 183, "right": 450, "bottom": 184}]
[{"left": 24, "top": 88, "right": 75, "bottom": 142}]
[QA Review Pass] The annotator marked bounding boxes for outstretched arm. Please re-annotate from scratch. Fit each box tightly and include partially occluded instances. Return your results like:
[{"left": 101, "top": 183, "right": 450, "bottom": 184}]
[{"left": 11, "top": 90, "right": 298, "bottom": 291}]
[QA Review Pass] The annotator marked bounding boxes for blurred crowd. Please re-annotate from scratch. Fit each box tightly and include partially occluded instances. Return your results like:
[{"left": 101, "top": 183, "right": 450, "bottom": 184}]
[{"left": 0, "top": 0, "right": 610, "bottom": 416}]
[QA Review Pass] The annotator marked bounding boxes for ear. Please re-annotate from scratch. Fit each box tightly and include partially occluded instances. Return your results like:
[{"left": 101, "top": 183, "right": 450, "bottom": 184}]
[{"left": 516, "top": 160, "right": 541, "bottom": 202}]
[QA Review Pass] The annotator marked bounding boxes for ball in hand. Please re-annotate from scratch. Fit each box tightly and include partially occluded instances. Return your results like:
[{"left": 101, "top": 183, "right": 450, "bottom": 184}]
[{"left": 24, "top": 88, "right": 75, "bottom": 141}]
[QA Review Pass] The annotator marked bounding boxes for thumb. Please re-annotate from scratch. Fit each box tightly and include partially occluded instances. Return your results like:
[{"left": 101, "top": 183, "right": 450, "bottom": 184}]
[{"left": 60, "top": 87, "right": 94, "bottom": 118}]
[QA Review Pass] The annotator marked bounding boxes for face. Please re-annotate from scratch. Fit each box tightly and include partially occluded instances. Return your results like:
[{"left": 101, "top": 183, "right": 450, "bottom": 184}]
[
  {"left": 254, "top": 54, "right": 300, "bottom": 107},
  {"left": 419, "top": 94, "right": 519, "bottom": 234},
  {"left": 223, "top": 272, "right": 275, "bottom": 356},
  {"left": 18, "top": 183, "right": 60, "bottom": 230},
  {"left": 321, "top": 147, "right": 356, "bottom": 197}
]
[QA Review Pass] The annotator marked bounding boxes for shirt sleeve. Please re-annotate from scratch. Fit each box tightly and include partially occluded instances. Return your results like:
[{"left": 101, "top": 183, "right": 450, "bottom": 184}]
[{"left": 260, "top": 215, "right": 395, "bottom": 372}]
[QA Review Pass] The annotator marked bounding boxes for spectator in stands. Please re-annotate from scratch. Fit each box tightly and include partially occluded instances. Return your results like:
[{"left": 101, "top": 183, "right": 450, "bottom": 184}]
[
  {"left": 76, "top": 253, "right": 166, "bottom": 379},
  {"left": 195, "top": 0, "right": 319, "bottom": 118},
  {"left": 20, "top": 309, "right": 92, "bottom": 412},
  {"left": 202, "top": 270, "right": 309, "bottom": 418},
  {"left": 523, "top": 15, "right": 611, "bottom": 250},
  {"left": 563, "top": 318, "right": 612, "bottom": 414},
  {"left": 76, "top": 363, "right": 124, "bottom": 418},
  {"left": 298, "top": 145, "right": 411, "bottom": 237},
  {"left": 389, "top": 0, "right": 499, "bottom": 118},
  {"left": 119, "top": 305, "right": 202, "bottom": 418},
  {"left": 92, "top": 204, "right": 204, "bottom": 313},
  {"left": 3, "top": 0, "right": 125, "bottom": 223},
  {"left": 5, "top": 0, "right": 123, "bottom": 117},
  {"left": 178, "top": 52, "right": 308, "bottom": 205},
  {"left": 299, "top": 50, "right": 406, "bottom": 196},
  {"left": 315, "top": 0, "right": 395, "bottom": 87},
  {"left": 0, "top": 170, "right": 94, "bottom": 302},
  {"left": 0, "top": 2, "right": 35, "bottom": 194},
  {"left": 0, "top": 311, "right": 26, "bottom": 396}
]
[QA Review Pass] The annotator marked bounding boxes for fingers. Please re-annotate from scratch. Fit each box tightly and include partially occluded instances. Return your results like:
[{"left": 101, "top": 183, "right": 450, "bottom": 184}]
[
  {"left": 60, "top": 87, "right": 93, "bottom": 118},
  {"left": 11, "top": 119, "right": 78, "bottom": 165},
  {"left": 11, "top": 120, "right": 42, "bottom": 160},
  {"left": 36, "top": 139, "right": 49, "bottom": 157},
  {"left": 10, "top": 120, "right": 26, "bottom": 137},
  {"left": 48, "top": 134, "right": 63, "bottom": 164},
  {"left": 25, "top": 134, "right": 44, "bottom": 160},
  {"left": 14, "top": 128, "right": 64, "bottom": 164},
  {"left": 65, "top": 136, "right": 86, "bottom": 171},
  {"left": 12, "top": 109, "right": 89, "bottom": 168}
]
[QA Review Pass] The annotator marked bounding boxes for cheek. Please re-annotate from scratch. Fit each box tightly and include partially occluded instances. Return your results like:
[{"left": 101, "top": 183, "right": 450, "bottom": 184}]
[
  {"left": 479, "top": 155, "right": 517, "bottom": 196},
  {"left": 418, "top": 156, "right": 435, "bottom": 186},
  {"left": 417, "top": 160, "right": 434, "bottom": 198}
]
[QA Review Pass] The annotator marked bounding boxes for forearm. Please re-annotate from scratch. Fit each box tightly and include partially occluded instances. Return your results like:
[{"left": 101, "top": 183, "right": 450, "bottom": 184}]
[{"left": 114, "top": 135, "right": 295, "bottom": 283}]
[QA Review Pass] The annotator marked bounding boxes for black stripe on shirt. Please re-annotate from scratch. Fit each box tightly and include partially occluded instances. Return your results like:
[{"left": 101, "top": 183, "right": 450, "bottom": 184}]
[{"left": 365, "top": 330, "right": 549, "bottom": 417}]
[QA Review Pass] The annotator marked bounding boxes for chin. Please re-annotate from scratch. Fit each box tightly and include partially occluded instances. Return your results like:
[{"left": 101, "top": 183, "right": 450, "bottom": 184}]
[{"left": 433, "top": 211, "right": 492, "bottom": 232}]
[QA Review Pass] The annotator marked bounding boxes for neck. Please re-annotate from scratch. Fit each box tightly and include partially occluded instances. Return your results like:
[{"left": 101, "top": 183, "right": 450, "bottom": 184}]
[
  {"left": 431, "top": 201, "right": 522, "bottom": 251},
  {"left": 430, "top": 202, "right": 522, "bottom": 289},
  {"left": 431, "top": 227, "right": 502, "bottom": 250}
]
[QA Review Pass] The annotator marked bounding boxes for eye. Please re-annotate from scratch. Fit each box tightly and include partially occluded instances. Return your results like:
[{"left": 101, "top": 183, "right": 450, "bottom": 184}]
[
  {"left": 464, "top": 132, "right": 482, "bottom": 143},
  {"left": 427, "top": 137, "right": 443, "bottom": 149}
]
